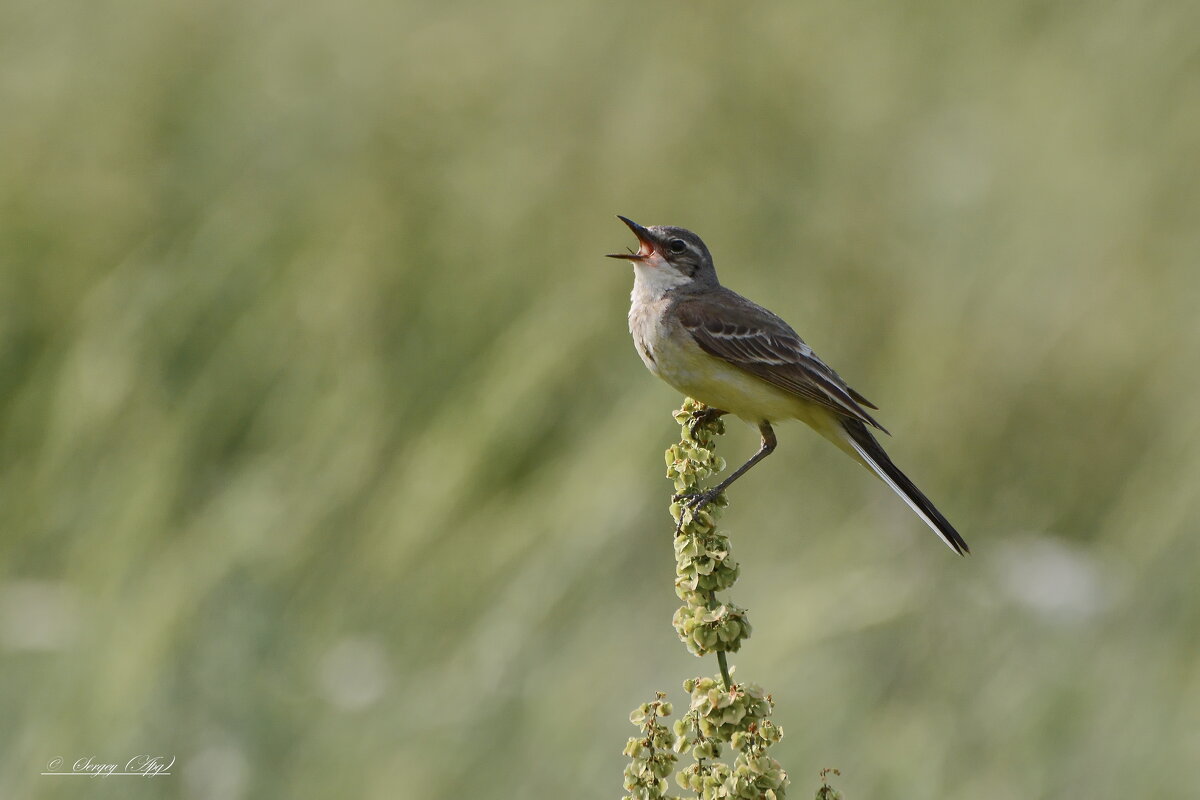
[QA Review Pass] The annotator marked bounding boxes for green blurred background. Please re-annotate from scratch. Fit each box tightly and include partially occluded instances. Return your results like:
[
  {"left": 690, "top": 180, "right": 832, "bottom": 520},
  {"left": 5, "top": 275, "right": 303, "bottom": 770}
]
[{"left": 2, "top": 0, "right": 1198, "bottom": 797}]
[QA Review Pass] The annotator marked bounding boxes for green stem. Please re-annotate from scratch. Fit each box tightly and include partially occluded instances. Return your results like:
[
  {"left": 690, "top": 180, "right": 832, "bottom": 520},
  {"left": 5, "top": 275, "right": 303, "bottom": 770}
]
[{"left": 717, "top": 650, "right": 732, "bottom": 690}]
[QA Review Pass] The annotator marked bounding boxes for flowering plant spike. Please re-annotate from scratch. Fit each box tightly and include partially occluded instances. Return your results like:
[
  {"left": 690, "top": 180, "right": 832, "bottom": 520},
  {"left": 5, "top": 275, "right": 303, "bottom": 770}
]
[{"left": 622, "top": 400, "right": 813, "bottom": 800}]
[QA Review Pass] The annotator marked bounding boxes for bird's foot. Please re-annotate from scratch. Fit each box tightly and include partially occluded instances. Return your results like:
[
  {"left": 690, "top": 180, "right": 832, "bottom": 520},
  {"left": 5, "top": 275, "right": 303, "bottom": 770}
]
[
  {"left": 672, "top": 487, "right": 723, "bottom": 512},
  {"left": 686, "top": 407, "right": 726, "bottom": 439},
  {"left": 673, "top": 489, "right": 721, "bottom": 536}
]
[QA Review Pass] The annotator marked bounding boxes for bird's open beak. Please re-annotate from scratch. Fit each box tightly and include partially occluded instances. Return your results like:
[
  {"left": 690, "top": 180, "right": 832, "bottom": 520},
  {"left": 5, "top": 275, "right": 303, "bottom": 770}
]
[{"left": 606, "top": 215, "right": 654, "bottom": 261}]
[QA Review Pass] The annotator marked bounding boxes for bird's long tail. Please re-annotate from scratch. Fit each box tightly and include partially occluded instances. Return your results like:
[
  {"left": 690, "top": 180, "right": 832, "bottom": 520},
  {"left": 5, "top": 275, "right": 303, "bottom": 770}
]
[{"left": 838, "top": 418, "right": 969, "bottom": 555}]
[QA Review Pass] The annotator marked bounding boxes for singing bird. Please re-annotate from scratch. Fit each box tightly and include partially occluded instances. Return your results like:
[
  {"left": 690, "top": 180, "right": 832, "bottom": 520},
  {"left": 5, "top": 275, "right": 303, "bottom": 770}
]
[{"left": 608, "top": 216, "right": 968, "bottom": 555}]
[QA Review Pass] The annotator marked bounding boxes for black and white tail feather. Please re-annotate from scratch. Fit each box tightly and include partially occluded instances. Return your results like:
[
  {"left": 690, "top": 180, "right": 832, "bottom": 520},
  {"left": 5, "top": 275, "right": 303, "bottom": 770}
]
[{"left": 839, "top": 419, "right": 970, "bottom": 555}]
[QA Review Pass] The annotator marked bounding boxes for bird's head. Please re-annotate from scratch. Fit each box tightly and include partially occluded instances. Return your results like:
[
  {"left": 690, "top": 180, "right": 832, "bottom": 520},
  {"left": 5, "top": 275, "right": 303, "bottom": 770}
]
[{"left": 606, "top": 216, "right": 717, "bottom": 289}]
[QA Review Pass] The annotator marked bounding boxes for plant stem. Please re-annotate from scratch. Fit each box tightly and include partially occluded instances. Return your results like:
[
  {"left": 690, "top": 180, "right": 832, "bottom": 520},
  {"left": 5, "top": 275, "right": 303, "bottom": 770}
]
[{"left": 717, "top": 650, "right": 732, "bottom": 690}]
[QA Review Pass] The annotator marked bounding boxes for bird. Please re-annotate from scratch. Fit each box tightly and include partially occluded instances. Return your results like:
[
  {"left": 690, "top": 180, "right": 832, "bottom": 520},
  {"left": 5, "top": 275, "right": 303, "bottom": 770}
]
[{"left": 607, "top": 216, "right": 968, "bottom": 555}]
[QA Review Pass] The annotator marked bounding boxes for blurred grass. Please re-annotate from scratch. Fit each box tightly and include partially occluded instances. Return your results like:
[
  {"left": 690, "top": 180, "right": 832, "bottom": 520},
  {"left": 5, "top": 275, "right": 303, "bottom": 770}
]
[{"left": 2, "top": 0, "right": 1199, "bottom": 797}]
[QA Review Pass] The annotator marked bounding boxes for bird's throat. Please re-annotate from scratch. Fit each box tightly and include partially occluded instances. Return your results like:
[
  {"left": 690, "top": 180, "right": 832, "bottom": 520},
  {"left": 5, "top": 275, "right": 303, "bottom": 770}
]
[{"left": 631, "top": 262, "right": 690, "bottom": 302}]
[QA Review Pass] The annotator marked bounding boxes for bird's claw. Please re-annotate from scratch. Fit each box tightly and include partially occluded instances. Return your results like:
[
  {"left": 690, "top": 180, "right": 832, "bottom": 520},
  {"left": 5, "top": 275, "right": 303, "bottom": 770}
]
[
  {"left": 673, "top": 488, "right": 722, "bottom": 512},
  {"left": 686, "top": 407, "right": 725, "bottom": 439}
]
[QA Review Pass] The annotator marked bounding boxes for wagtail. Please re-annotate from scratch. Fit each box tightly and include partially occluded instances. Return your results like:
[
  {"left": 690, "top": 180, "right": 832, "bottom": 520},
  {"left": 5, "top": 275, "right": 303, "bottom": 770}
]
[{"left": 608, "top": 216, "right": 968, "bottom": 555}]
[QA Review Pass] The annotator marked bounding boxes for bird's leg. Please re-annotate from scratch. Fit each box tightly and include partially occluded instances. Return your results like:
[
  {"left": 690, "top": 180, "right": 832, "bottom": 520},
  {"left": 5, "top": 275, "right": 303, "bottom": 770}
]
[
  {"left": 687, "top": 406, "right": 727, "bottom": 439},
  {"left": 675, "top": 422, "right": 777, "bottom": 511}
]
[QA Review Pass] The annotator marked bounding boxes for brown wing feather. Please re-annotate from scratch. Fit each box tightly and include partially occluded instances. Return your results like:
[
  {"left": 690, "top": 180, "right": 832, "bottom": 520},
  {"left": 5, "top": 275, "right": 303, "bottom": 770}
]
[
  {"left": 848, "top": 386, "right": 879, "bottom": 410},
  {"left": 676, "top": 291, "right": 888, "bottom": 432}
]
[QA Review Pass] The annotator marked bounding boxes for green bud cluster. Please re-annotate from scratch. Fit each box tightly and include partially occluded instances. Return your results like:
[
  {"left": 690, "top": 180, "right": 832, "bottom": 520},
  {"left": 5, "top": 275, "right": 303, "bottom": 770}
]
[
  {"left": 669, "top": 675, "right": 790, "bottom": 799},
  {"left": 667, "top": 400, "right": 751, "bottom": 657},
  {"left": 815, "top": 768, "right": 844, "bottom": 800},
  {"left": 620, "top": 399, "right": 804, "bottom": 800},
  {"left": 623, "top": 693, "right": 680, "bottom": 800}
]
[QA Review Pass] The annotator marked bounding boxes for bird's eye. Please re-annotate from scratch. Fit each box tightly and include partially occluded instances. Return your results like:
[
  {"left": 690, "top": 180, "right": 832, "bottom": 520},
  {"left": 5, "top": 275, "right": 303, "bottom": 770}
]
[{"left": 668, "top": 239, "right": 687, "bottom": 254}]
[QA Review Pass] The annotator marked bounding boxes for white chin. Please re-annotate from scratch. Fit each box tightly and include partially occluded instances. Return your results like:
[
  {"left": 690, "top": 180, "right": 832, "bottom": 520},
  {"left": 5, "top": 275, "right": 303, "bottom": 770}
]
[{"left": 633, "top": 261, "right": 690, "bottom": 294}]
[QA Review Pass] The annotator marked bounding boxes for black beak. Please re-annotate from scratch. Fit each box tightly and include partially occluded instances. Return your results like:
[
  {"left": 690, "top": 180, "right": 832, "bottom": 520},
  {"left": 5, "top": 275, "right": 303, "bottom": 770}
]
[{"left": 606, "top": 215, "right": 654, "bottom": 260}]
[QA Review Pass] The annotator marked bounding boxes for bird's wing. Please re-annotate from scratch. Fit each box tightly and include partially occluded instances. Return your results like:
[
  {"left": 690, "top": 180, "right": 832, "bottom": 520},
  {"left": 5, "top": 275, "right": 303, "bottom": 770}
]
[{"left": 676, "top": 291, "right": 887, "bottom": 432}]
